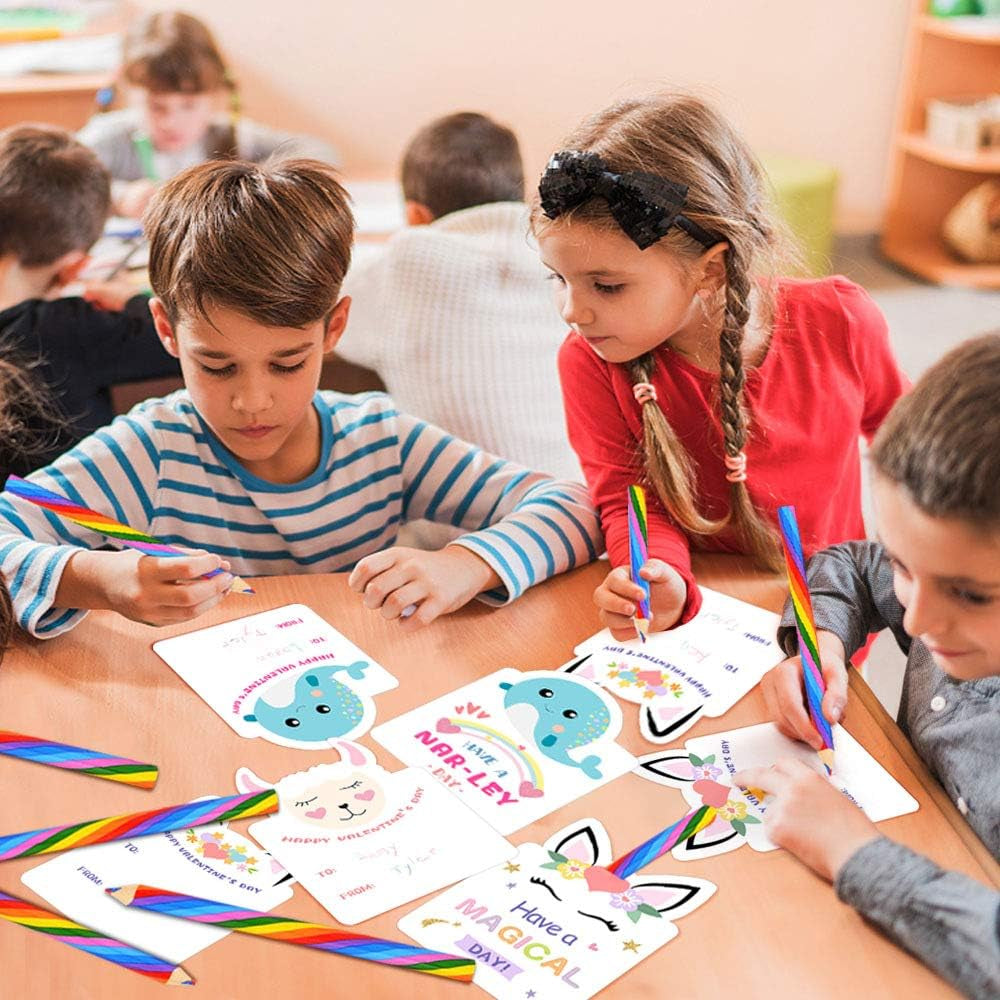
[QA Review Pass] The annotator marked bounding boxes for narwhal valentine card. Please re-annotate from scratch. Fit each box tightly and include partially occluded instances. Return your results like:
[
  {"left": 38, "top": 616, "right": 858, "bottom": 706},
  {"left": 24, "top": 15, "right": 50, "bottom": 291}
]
[
  {"left": 635, "top": 721, "right": 919, "bottom": 859},
  {"left": 371, "top": 669, "right": 637, "bottom": 835},
  {"left": 239, "top": 741, "right": 515, "bottom": 924},
  {"left": 570, "top": 587, "right": 784, "bottom": 743},
  {"left": 153, "top": 604, "right": 398, "bottom": 749},
  {"left": 399, "top": 818, "right": 715, "bottom": 999}
]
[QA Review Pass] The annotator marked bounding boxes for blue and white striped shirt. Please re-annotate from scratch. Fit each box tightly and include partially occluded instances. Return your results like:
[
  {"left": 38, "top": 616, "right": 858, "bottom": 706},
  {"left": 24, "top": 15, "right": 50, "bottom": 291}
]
[{"left": 0, "top": 390, "right": 601, "bottom": 638}]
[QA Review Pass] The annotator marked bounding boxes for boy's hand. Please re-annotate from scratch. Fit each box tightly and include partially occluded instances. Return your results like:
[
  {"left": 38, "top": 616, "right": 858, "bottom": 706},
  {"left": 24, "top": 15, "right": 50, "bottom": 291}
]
[
  {"left": 117, "top": 179, "right": 158, "bottom": 218},
  {"left": 593, "top": 559, "right": 687, "bottom": 640},
  {"left": 82, "top": 279, "right": 144, "bottom": 312},
  {"left": 58, "top": 548, "right": 234, "bottom": 626},
  {"left": 348, "top": 545, "right": 501, "bottom": 630},
  {"left": 761, "top": 629, "right": 849, "bottom": 749},
  {"left": 733, "top": 759, "right": 879, "bottom": 882}
]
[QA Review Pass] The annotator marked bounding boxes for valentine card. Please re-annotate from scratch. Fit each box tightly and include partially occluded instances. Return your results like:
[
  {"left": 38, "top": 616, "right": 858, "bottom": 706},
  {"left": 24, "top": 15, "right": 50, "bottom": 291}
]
[
  {"left": 371, "top": 669, "right": 637, "bottom": 835},
  {"left": 399, "top": 817, "right": 715, "bottom": 999},
  {"left": 635, "top": 721, "right": 919, "bottom": 859},
  {"left": 22, "top": 820, "right": 293, "bottom": 964},
  {"left": 153, "top": 604, "right": 397, "bottom": 748},
  {"left": 239, "top": 741, "right": 515, "bottom": 925},
  {"left": 570, "top": 587, "right": 783, "bottom": 743}
]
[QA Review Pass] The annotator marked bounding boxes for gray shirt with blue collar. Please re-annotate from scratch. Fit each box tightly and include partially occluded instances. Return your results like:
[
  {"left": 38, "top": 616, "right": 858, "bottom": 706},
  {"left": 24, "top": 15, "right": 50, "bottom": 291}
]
[{"left": 778, "top": 541, "right": 999, "bottom": 1000}]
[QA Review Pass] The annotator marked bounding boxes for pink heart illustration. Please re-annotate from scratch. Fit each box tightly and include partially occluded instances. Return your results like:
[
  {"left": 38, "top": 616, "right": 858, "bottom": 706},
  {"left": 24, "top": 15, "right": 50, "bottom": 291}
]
[
  {"left": 436, "top": 718, "right": 460, "bottom": 734},
  {"left": 637, "top": 670, "right": 664, "bottom": 686},
  {"left": 354, "top": 789, "right": 375, "bottom": 801},
  {"left": 692, "top": 778, "right": 731, "bottom": 808},
  {"left": 201, "top": 842, "right": 227, "bottom": 860},
  {"left": 584, "top": 866, "right": 630, "bottom": 894},
  {"left": 518, "top": 781, "right": 543, "bottom": 799},
  {"left": 305, "top": 807, "right": 327, "bottom": 819},
  {"left": 588, "top": 943, "right": 599, "bottom": 951}
]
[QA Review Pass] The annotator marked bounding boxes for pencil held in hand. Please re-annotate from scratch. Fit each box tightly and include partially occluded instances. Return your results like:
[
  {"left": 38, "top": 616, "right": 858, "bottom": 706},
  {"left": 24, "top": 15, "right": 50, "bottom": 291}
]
[
  {"left": 627, "top": 485, "right": 652, "bottom": 643},
  {"left": 777, "top": 504, "right": 835, "bottom": 773}
]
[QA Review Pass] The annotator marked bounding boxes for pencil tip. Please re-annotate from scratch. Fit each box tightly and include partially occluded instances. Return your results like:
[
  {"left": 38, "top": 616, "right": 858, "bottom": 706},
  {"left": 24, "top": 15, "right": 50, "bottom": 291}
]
[
  {"left": 167, "top": 967, "right": 196, "bottom": 986},
  {"left": 106, "top": 884, "right": 137, "bottom": 905}
]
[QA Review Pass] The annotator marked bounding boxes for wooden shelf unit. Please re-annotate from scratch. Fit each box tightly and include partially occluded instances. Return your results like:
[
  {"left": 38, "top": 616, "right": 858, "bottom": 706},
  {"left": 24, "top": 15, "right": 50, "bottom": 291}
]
[{"left": 881, "top": 4, "right": 1000, "bottom": 288}]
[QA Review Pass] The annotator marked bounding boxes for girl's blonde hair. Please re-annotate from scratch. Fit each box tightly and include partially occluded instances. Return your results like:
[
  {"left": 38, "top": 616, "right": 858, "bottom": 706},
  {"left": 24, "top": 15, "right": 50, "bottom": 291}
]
[
  {"left": 123, "top": 11, "right": 239, "bottom": 159},
  {"left": 532, "top": 93, "right": 791, "bottom": 570}
]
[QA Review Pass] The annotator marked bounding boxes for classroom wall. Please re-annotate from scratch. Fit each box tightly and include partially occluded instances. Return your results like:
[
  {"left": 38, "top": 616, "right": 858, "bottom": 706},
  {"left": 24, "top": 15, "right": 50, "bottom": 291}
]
[{"left": 132, "top": 0, "right": 911, "bottom": 231}]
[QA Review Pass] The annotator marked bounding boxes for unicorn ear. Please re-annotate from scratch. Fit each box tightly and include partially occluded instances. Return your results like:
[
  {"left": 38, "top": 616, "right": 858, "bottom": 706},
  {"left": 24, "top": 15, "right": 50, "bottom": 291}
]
[
  {"left": 634, "top": 750, "right": 697, "bottom": 788},
  {"left": 329, "top": 740, "right": 375, "bottom": 767},
  {"left": 561, "top": 654, "right": 598, "bottom": 681},
  {"left": 235, "top": 766, "right": 272, "bottom": 795},
  {"left": 629, "top": 877, "right": 716, "bottom": 920},
  {"left": 640, "top": 701, "right": 704, "bottom": 743},
  {"left": 670, "top": 817, "right": 746, "bottom": 860},
  {"left": 544, "top": 818, "right": 611, "bottom": 866}
]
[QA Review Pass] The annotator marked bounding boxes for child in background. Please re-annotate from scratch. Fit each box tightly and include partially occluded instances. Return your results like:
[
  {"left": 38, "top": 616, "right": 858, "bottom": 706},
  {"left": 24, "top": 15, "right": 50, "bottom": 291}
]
[
  {"left": 78, "top": 11, "right": 338, "bottom": 217},
  {"left": 738, "top": 334, "right": 1000, "bottom": 1000},
  {"left": 0, "top": 158, "right": 601, "bottom": 638},
  {"left": 533, "top": 94, "right": 907, "bottom": 637},
  {"left": 338, "top": 112, "right": 580, "bottom": 488},
  {"left": 0, "top": 124, "right": 179, "bottom": 476}
]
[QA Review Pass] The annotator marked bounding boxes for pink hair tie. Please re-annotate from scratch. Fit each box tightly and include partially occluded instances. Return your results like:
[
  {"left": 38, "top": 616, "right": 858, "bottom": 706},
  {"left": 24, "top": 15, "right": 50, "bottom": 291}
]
[
  {"left": 633, "top": 382, "right": 658, "bottom": 405},
  {"left": 724, "top": 451, "right": 748, "bottom": 484}
]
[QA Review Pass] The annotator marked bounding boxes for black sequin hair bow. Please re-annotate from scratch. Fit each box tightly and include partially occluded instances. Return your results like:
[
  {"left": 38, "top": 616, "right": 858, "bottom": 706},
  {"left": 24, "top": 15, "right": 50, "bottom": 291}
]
[{"left": 539, "top": 150, "right": 718, "bottom": 251}]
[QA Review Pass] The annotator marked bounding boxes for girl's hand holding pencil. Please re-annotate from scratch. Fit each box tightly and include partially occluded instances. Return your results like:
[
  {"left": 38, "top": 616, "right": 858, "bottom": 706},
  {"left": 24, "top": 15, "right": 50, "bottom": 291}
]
[
  {"left": 593, "top": 558, "right": 688, "bottom": 640},
  {"left": 761, "top": 629, "right": 850, "bottom": 751}
]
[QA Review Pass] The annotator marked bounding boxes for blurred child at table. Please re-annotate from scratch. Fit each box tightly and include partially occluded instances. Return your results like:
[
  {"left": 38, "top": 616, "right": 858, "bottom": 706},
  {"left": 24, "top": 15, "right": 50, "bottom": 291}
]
[
  {"left": 338, "top": 112, "right": 580, "bottom": 491},
  {"left": 533, "top": 93, "right": 907, "bottom": 638},
  {"left": 739, "top": 334, "right": 1000, "bottom": 1000},
  {"left": 0, "top": 158, "right": 601, "bottom": 638},
  {"left": 0, "top": 124, "right": 179, "bottom": 475},
  {"left": 78, "top": 10, "right": 338, "bottom": 217}
]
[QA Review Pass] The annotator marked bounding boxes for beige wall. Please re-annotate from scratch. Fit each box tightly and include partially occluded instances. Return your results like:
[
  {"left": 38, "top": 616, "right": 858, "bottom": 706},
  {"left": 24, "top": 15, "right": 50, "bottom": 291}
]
[{"left": 134, "top": 0, "right": 911, "bottom": 231}]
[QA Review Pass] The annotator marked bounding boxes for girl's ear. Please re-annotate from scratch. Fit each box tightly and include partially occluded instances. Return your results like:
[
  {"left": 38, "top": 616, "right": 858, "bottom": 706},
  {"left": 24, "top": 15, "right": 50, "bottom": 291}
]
[
  {"left": 695, "top": 242, "right": 729, "bottom": 295},
  {"left": 545, "top": 818, "right": 611, "bottom": 866}
]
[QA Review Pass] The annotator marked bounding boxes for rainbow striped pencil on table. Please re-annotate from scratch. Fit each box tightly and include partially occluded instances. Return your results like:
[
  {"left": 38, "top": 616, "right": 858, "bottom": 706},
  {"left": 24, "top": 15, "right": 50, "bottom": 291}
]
[
  {"left": 627, "top": 484, "right": 652, "bottom": 643},
  {"left": 107, "top": 885, "right": 476, "bottom": 982},
  {"left": 778, "top": 504, "right": 836, "bottom": 774},
  {"left": 0, "top": 890, "right": 193, "bottom": 986},
  {"left": 0, "top": 730, "right": 157, "bottom": 789},
  {"left": 4, "top": 475, "right": 254, "bottom": 594},
  {"left": 608, "top": 804, "right": 718, "bottom": 877},
  {"left": 0, "top": 789, "right": 277, "bottom": 862}
]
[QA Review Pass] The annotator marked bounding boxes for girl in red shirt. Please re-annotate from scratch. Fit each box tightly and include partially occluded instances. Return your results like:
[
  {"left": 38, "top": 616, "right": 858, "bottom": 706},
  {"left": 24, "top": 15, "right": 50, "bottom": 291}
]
[{"left": 532, "top": 94, "right": 907, "bottom": 639}]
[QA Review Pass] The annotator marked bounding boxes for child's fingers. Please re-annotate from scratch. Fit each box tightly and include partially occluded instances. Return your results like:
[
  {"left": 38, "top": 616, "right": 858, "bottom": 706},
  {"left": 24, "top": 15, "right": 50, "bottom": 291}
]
[
  {"left": 157, "top": 573, "right": 233, "bottom": 609},
  {"left": 763, "top": 660, "right": 823, "bottom": 749},
  {"left": 348, "top": 550, "right": 398, "bottom": 593},
  {"left": 143, "top": 551, "right": 222, "bottom": 583},
  {"left": 821, "top": 663, "right": 848, "bottom": 725},
  {"left": 378, "top": 581, "right": 427, "bottom": 621},
  {"left": 600, "top": 610, "right": 642, "bottom": 642},
  {"left": 358, "top": 566, "right": 413, "bottom": 610},
  {"left": 733, "top": 759, "right": 806, "bottom": 796},
  {"left": 398, "top": 595, "right": 445, "bottom": 630}
]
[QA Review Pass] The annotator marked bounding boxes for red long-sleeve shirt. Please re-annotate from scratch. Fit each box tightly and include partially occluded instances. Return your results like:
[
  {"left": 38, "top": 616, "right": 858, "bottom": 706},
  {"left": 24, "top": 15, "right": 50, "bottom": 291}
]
[{"left": 559, "top": 276, "right": 909, "bottom": 624}]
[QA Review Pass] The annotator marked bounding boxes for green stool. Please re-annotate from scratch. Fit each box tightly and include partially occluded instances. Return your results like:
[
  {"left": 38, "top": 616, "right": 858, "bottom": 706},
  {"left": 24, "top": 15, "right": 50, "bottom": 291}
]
[{"left": 759, "top": 153, "right": 839, "bottom": 277}]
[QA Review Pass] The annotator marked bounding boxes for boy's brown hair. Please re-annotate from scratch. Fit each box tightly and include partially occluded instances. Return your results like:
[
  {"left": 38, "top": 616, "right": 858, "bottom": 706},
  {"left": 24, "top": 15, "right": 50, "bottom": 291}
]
[
  {"left": 872, "top": 332, "right": 1000, "bottom": 525},
  {"left": 145, "top": 158, "right": 354, "bottom": 328},
  {"left": 0, "top": 124, "right": 110, "bottom": 267},
  {"left": 401, "top": 112, "right": 524, "bottom": 220}
]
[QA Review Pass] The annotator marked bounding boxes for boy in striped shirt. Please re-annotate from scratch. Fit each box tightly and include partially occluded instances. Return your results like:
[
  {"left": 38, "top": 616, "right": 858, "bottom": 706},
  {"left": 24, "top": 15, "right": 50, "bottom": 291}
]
[{"left": 0, "top": 159, "right": 601, "bottom": 638}]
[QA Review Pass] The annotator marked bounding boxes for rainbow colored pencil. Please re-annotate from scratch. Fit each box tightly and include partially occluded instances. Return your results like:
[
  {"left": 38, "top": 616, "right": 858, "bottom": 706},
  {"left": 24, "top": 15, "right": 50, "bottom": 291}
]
[
  {"left": 0, "top": 890, "right": 193, "bottom": 986},
  {"left": 4, "top": 475, "right": 254, "bottom": 594},
  {"left": 0, "top": 730, "right": 157, "bottom": 789},
  {"left": 778, "top": 504, "right": 835, "bottom": 773},
  {"left": 627, "top": 484, "right": 651, "bottom": 643},
  {"left": 0, "top": 790, "right": 277, "bottom": 862},
  {"left": 107, "top": 885, "right": 476, "bottom": 982},
  {"left": 608, "top": 804, "right": 718, "bottom": 878}
]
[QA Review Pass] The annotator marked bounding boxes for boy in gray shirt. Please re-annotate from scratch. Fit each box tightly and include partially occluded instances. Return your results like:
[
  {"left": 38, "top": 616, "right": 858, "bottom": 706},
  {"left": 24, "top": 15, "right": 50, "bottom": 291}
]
[{"left": 738, "top": 335, "right": 1000, "bottom": 1000}]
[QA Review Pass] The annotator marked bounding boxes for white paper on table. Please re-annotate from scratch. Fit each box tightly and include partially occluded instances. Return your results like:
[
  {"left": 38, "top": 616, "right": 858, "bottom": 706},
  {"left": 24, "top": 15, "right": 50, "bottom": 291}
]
[{"left": 153, "top": 604, "right": 397, "bottom": 749}]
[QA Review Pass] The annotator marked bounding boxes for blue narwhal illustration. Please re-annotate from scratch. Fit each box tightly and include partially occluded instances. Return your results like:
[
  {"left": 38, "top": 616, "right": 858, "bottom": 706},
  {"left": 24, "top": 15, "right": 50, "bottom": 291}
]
[
  {"left": 243, "top": 661, "right": 370, "bottom": 743},
  {"left": 500, "top": 675, "right": 611, "bottom": 778}
]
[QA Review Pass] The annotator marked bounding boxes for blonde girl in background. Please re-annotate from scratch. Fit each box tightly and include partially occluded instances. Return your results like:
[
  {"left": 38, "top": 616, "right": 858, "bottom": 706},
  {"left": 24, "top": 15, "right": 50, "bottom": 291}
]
[
  {"left": 79, "top": 10, "right": 338, "bottom": 217},
  {"left": 534, "top": 93, "right": 908, "bottom": 639}
]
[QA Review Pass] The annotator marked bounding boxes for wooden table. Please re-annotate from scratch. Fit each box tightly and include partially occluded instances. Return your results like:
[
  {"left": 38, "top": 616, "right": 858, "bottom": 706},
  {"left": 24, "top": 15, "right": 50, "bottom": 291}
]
[
  {"left": 0, "top": 71, "right": 114, "bottom": 131},
  {"left": 0, "top": 557, "right": 995, "bottom": 998}
]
